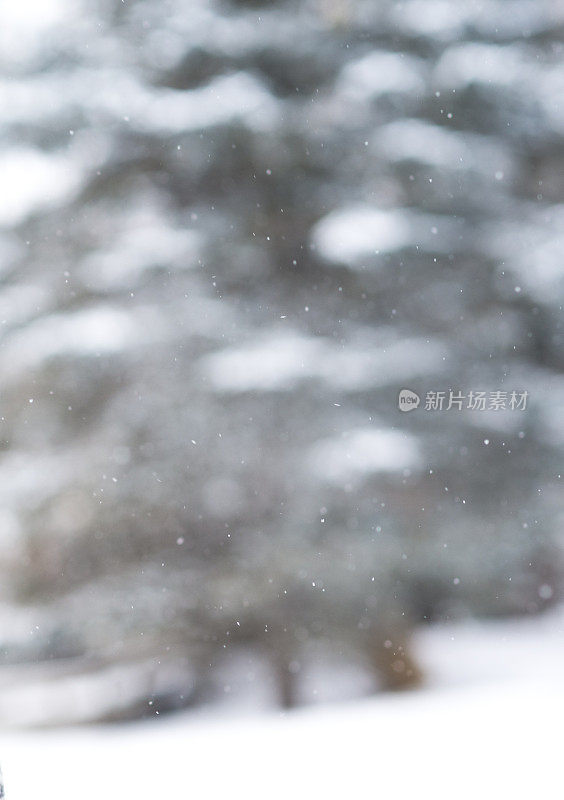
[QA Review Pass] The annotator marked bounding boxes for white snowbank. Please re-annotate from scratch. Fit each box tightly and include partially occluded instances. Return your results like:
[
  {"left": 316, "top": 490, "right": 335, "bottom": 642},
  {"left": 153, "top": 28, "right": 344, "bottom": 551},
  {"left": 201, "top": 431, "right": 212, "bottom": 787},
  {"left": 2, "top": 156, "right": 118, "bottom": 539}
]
[{"left": 0, "top": 609, "right": 562, "bottom": 800}]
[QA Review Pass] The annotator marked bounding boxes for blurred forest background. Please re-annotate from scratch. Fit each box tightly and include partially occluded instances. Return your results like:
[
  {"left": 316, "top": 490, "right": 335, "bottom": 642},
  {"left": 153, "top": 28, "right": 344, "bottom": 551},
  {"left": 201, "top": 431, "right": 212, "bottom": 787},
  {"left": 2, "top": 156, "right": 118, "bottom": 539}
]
[{"left": 0, "top": 0, "right": 563, "bottom": 726}]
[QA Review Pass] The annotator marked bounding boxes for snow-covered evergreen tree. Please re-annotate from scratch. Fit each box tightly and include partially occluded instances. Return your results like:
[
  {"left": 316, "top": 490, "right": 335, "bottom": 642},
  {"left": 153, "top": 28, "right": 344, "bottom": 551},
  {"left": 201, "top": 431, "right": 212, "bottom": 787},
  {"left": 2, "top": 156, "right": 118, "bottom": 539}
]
[{"left": 0, "top": 0, "right": 562, "bottom": 721}]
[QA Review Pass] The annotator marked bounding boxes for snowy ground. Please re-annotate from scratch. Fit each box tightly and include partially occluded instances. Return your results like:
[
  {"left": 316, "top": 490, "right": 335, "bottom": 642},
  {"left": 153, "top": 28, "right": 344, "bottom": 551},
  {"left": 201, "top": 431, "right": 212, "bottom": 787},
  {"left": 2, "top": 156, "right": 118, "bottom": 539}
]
[{"left": 0, "top": 610, "right": 561, "bottom": 799}]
